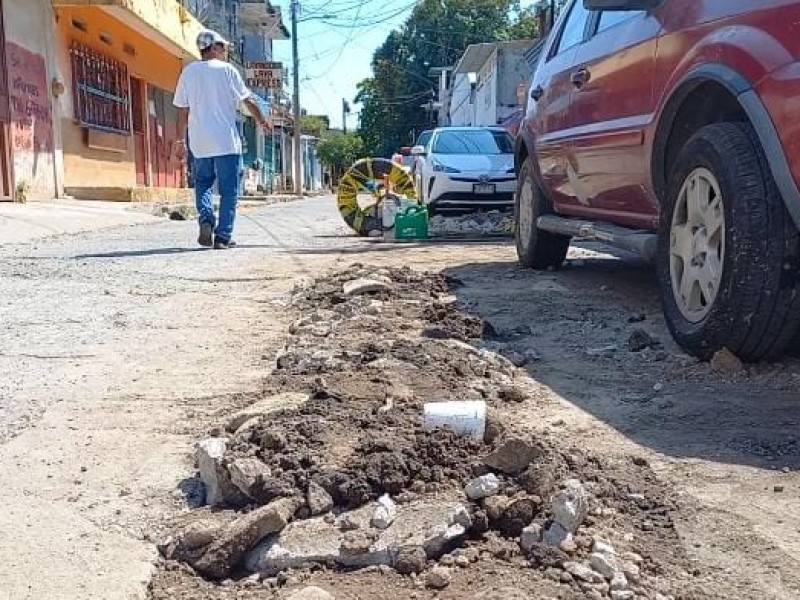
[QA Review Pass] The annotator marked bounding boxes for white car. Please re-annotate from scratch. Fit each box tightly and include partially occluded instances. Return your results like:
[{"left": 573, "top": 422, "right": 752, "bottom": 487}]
[{"left": 412, "top": 127, "right": 516, "bottom": 213}]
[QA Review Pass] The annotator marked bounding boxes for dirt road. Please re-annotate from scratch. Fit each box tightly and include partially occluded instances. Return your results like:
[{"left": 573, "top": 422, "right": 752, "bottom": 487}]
[{"left": 2, "top": 197, "right": 799, "bottom": 599}]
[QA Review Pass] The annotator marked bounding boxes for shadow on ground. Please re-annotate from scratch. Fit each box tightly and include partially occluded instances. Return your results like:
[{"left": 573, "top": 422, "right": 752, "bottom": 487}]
[{"left": 444, "top": 251, "right": 800, "bottom": 472}]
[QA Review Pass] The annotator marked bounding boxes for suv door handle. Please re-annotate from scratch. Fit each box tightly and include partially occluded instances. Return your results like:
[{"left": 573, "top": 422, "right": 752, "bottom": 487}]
[
  {"left": 530, "top": 86, "right": 544, "bottom": 101},
  {"left": 571, "top": 68, "right": 591, "bottom": 89}
]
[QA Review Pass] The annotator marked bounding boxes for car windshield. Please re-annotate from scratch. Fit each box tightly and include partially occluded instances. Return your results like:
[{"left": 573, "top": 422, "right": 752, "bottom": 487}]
[
  {"left": 416, "top": 130, "right": 433, "bottom": 148},
  {"left": 432, "top": 130, "right": 514, "bottom": 155}
]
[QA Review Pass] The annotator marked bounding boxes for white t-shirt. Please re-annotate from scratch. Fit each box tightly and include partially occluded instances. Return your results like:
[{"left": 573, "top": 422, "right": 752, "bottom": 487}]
[{"left": 173, "top": 59, "right": 252, "bottom": 159}]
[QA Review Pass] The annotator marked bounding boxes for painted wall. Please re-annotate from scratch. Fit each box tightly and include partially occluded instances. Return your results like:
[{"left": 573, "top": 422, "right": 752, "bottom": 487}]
[
  {"left": 448, "top": 73, "right": 475, "bottom": 127},
  {"left": 473, "top": 50, "right": 498, "bottom": 127},
  {"left": 497, "top": 47, "right": 531, "bottom": 122},
  {"left": 3, "top": 0, "right": 60, "bottom": 199},
  {"left": 55, "top": 6, "right": 186, "bottom": 190}
]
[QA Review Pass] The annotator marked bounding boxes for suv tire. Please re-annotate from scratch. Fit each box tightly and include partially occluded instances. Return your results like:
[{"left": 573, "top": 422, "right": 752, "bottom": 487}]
[
  {"left": 516, "top": 159, "right": 570, "bottom": 269},
  {"left": 657, "top": 122, "right": 800, "bottom": 361}
]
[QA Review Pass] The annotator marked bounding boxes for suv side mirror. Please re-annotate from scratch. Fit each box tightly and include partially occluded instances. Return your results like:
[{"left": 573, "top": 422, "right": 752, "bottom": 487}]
[
  {"left": 584, "top": 0, "right": 660, "bottom": 9},
  {"left": 411, "top": 145, "right": 426, "bottom": 157}
]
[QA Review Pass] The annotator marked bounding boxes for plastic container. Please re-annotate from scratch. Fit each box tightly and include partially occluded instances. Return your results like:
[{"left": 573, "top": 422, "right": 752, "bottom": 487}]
[
  {"left": 394, "top": 206, "right": 429, "bottom": 240},
  {"left": 423, "top": 401, "right": 487, "bottom": 441}
]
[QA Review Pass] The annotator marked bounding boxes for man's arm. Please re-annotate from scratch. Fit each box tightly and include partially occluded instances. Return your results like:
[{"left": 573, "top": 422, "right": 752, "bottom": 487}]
[
  {"left": 174, "top": 107, "right": 189, "bottom": 161},
  {"left": 243, "top": 97, "right": 271, "bottom": 131}
]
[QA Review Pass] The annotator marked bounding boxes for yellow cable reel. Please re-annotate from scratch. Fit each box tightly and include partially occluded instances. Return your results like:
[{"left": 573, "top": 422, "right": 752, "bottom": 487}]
[{"left": 337, "top": 157, "right": 418, "bottom": 236}]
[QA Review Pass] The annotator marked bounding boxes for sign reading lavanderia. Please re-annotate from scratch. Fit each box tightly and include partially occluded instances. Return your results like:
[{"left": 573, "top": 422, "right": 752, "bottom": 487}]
[{"left": 244, "top": 61, "right": 283, "bottom": 90}]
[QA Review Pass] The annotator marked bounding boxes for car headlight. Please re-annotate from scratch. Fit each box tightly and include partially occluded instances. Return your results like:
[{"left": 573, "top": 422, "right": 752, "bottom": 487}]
[{"left": 432, "top": 160, "right": 460, "bottom": 173}]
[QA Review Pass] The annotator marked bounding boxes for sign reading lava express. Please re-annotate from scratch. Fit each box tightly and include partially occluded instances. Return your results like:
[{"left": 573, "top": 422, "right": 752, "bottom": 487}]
[{"left": 245, "top": 62, "right": 283, "bottom": 90}]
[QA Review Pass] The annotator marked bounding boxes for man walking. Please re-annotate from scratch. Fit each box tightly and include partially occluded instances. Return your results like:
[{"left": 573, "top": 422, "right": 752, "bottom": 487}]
[{"left": 173, "top": 30, "right": 270, "bottom": 249}]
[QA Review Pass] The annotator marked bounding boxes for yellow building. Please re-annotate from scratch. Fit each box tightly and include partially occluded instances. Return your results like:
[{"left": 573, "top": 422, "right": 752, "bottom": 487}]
[{"left": 51, "top": 0, "right": 205, "bottom": 201}]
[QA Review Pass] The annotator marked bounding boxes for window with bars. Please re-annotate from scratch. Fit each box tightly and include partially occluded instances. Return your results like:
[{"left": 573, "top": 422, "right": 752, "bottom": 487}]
[{"left": 69, "top": 42, "right": 131, "bottom": 134}]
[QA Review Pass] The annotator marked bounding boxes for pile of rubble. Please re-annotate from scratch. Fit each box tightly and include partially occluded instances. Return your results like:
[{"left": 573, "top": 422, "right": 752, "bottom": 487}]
[
  {"left": 428, "top": 210, "right": 514, "bottom": 237},
  {"left": 155, "top": 266, "right": 687, "bottom": 598}
]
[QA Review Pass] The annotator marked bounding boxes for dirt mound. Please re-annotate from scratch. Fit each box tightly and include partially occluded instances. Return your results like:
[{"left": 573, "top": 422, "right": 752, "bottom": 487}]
[{"left": 152, "top": 265, "right": 696, "bottom": 600}]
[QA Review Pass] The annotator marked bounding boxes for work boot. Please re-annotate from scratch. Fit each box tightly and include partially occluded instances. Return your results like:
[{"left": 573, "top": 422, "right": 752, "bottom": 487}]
[{"left": 198, "top": 222, "right": 213, "bottom": 247}]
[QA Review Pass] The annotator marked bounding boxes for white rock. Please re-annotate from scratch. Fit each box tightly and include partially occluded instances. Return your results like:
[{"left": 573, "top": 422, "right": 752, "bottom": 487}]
[
  {"left": 611, "top": 591, "right": 635, "bottom": 600},
  {"left": 621, "top": 560, "right": 641, "bottom": 584},
  {"left": 371, "top": 494, "right": 397, "bottom": 529},
  {"left": 592, "top": 538, "right": 616, "bottom": 556},
  {"left": 425, "top": 566, "right": 452, "bottom": 589},
  {"left": 542, "top": 522, "right": 571, "bottom": 548},
  {"left": 287, "top": 586, "right": 336, "bottom": 600},
  {"left": 519, "top": 523, "right": 543, "bottom": 552},
  {"left": 610, "top": 572, "right": 629, "bottom": 591},
  {"left": 464, "top": 474, "right": 501, "bottom": 500},
  {"left": 343, "top": 278, "right": 391, "bottom": 296},
  {"left": 563, "top": 561, "right": 605, "bottom": 583},
  {"left": 195, "top": 438, "right": 241, "bottom": 506},
  {"left": 590, "top": 551, "right": 618, "bottom": 579},
  {"left": 551, "top": 479, "right": 590, "bottom": 533}
]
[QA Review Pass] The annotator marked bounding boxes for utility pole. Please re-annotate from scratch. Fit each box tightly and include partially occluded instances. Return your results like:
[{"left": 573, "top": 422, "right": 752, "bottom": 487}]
[
  {"left": 342, "top": 98, "right": 350, "bottom": 134},
  {"left": 291, "top": 0, "right": 302, "bottom": 196}
]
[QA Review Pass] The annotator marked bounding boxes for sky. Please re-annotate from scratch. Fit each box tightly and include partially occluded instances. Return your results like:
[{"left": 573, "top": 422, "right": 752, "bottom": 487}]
[{"left": 271, "top": 0, "right": 421, "bottom": 131}]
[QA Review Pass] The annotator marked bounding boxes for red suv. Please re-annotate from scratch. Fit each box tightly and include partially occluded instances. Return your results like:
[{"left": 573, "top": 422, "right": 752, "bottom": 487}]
[{"left": 516, "top": 0, "right": 800, "bottom": 361}]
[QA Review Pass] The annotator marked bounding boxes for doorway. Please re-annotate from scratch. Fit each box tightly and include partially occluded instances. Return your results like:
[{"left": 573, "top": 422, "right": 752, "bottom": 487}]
[{"left": 0, "top": 0, "right": 13, "bottom": 200}]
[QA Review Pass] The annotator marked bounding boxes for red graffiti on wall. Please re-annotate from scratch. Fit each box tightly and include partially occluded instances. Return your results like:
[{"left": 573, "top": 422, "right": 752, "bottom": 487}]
[{"left": 7, "top": 42, "right": 52, "bottom": 155}]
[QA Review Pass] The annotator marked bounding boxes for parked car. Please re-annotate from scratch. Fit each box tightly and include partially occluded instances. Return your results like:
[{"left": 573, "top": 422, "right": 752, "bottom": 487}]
[
  {"left": 411, "top": 129, "right": 433, "bottom": 194},
  {"left": 516, "top": 0, "right": 800, "bottom": 361},
  {"left": 413, "top": 127, "right": 516, "bottom": 213}
]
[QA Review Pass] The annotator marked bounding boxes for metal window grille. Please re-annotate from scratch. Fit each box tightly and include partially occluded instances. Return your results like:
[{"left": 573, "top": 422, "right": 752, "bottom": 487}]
[{"left": 69, "top": 42, "right": 131, "bottom": 134}]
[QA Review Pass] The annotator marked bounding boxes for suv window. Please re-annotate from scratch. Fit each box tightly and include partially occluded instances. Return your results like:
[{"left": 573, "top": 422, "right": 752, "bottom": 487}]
[
  {"left": 597, "top": 10, "right": 642, "bottom": 33},
  {"left": 554, "top": 1, "right": 592, "bottom": 55}
]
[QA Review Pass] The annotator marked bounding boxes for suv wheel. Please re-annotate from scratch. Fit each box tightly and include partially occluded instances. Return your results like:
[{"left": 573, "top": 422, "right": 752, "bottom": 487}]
[
  {"left": 657, "top": 123, "right": 800, "bottom": 361},
  {"left": 515, "top": 159, "right": 570, "bottom": 269}
]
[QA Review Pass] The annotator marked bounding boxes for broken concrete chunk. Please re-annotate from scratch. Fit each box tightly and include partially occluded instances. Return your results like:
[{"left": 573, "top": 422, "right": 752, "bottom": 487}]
[
  {"left": 191, "top": 497, "right": 301, "bottom": 579},
  {"left": 464, "top": 473, "right": 501, "bottom": 500},
  {"left": 551, "top": 479, "right": 589, "bottom": 533},
  {"left": 483, "top": 495, "right": 510, "bottom": 522},
  {"left": 592, "top": 538, "right": 616, "bottom": 557},
  {"left": 371, "top": 494, "right": 397, "bottom": 529},
  {"left": 543, "top": 522, "right": 571, "bottom": 548},
  {"left": 343, "top": 278, "right": 391, "bottom": 296},
  {"left": 307, "top": 481, "right": 334, "bottom": 516},
  {"left": 425, "top": 566, "right": 452, "bottom": 589},
  {"left": 394, "top": 546, "right": 427, "bottom": 575},
  {"left": 228, "top": 458, "right": 272, "bottom": 500},
  {"left": 590, "top": 551, "right": 618, "bottom": 579},
  {"left": 620, "top": 560, "right": 641, "bottom": 584},
  {"left": 482, "top": 438, "right": 540, "bottom": 475},
  {"left": 519, "top": 523, "right": 543, "bottom": 553},
  {"left": 611, "top": 591, "right": 635, "bottom": 600},
  {"left": 226, "top": 392, "right": 309, "bottom": 432},
  {"left": 287, "top": 587, "right": 336, "bottom": 600},
  {"left": 610, "top": 572, "right": 629, "bottom": 591},
  {"left": 245, "top": 500, "right": 470, "bottom": 574},
  {"left": 564, "top": 561, "right": 605, "bottom": 583},
  {"left": 195, "top": 438, "right": 247, "bottom": 507}
]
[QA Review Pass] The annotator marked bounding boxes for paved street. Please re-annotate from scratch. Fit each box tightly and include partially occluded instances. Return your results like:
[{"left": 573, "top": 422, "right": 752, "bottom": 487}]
[
  {"left": 3, "top": 197, "right": 800, "bottom": 599},
  {"left": 0, "top": 197, "right": 357, "bottom": 599}
]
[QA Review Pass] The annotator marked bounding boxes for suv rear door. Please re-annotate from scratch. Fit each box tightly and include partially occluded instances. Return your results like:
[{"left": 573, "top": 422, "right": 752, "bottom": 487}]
[
  {"left": 528, "top": 0, "right": 594, "bottom": 209},
  {"left": 563, "top": 8, "right": 662, "bottom": 227}
]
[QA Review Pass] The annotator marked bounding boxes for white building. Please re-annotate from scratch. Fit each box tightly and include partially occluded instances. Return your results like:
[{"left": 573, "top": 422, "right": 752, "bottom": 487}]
[{"left": 448, "top": 40, "right": 533, "bottom": 128}]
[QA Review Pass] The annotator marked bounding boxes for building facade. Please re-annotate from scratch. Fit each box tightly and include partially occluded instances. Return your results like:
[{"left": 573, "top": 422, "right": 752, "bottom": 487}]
[
  {"left": 448, "top": 40, "right": 532, "bottom": 130},
  {"left": 0, "top": 0, "right": 288, "bottom": 203}
]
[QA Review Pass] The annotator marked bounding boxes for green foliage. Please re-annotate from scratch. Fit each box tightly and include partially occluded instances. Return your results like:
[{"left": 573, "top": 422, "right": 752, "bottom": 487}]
[
  {"left": 356, "top": 0, "right": 541, "bottom": 157},
  {"left": 300, "top": 115, "right": 329, "bottom": 138},
  {"left": 317, "top": 131, "right": 364, "bottom": 172}
]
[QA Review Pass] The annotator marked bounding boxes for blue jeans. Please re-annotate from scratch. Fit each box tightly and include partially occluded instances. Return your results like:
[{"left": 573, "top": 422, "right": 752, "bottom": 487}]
[{"left": 194, "top": 154, "right": 241, "bottom": 243}]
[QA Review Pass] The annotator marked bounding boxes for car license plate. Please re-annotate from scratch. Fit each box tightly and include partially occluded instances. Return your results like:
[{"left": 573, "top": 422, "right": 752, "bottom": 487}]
[{"left": 473, "top": 183, "right": 495, "bottom": 195}]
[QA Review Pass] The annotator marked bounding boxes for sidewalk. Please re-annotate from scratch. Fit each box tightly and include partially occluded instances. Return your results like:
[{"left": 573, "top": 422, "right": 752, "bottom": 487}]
[{"left": 0, "top": 200, "right": 161, "bottom": 246}]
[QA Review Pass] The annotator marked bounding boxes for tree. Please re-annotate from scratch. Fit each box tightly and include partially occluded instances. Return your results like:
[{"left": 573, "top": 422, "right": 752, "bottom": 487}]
[
  {"left": 300, "top": 115, "right": 329, "bottom": 138},
  {"left": 356, "top": 0, "right": 533, "bottom": 157},
  {"left": 317, "top": 132, "right": 364, "bottom": 177}
]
